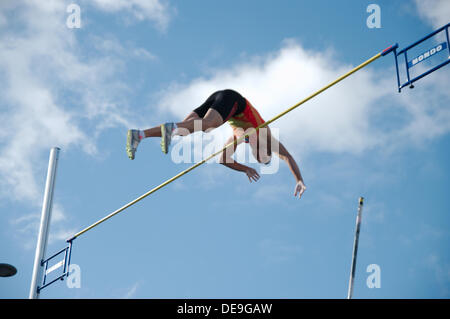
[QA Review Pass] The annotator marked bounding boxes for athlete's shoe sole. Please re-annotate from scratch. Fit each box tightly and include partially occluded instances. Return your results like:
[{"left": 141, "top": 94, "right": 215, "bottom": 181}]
[
  {"left": 160, "top": 123, "right": 174, "bottom": 154},
  {"left": 126, "top": 129, "right": 141, "bottom": 160}
]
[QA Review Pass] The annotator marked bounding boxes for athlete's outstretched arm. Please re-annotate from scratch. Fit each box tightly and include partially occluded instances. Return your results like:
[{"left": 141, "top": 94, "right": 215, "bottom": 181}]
[
  {"left": 273, "top": 139, "right": 307, "bottom": 199},
  {"left": 220, "top": 136, "right": 260, "bottom": 183}
]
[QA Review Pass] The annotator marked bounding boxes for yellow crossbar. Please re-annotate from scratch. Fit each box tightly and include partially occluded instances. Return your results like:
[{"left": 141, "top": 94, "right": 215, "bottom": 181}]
[{"left": 68, "top": 50, "right": 384, "bottom": 241}]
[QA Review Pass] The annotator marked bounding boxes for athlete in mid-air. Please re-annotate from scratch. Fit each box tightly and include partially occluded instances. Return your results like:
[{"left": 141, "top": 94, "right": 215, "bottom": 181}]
[{"left": 126, "top": 89, "right": 307, "bottom": 199}]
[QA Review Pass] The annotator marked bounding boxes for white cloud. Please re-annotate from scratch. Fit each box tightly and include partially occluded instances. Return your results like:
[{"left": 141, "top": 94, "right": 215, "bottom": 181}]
[
  {"left": 414, "top": 0, "right": 450, "bottom": 29},
  {"left": 156, "top": 40, "right": 450, "bottom": 160},
  {"left": 124, "top": 282, "right": 140, "bottom": 298},
  {"left": 133, "top": 48, "right": 157, "bottom": 60},
  {"left": 93, "top": 36, "right": 157, "bottom": 61},
  {"left": 87, "top": 0, "right": 172, "bottom": 30},
  {"left": 0, "top": 2, "right": 118, "bottom": 203},
  {"left": 0, "top": 2, "right": 142, "bottom": 247}
]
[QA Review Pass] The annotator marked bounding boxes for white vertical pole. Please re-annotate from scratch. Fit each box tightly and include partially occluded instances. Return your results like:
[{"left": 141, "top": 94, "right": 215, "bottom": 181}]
[
  {"left": 29, "top": 147, "right": 60, "bottom": 299},
  {"left": 347, "top": 197, "right": 364, "bottom": 299}
]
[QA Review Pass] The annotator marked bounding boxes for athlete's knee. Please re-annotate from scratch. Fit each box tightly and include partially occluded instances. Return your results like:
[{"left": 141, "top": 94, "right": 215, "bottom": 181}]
[
  {"left": 202, "top": 108, "right": 224, "bottom": 130},
  {"left": 183, "top": 112, "right": 200, "bottom": 122}
]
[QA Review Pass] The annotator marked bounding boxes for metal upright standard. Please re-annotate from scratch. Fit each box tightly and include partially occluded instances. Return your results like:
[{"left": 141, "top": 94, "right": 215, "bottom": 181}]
[
  {"left": 347, "top": 197, "right": 364, "bottom": 299},
  {"left": 29, "top": 148, "right": 74, "bottom": 298},
  {"left": 29, "top": 147, "right": 60, "bottom": 299}
]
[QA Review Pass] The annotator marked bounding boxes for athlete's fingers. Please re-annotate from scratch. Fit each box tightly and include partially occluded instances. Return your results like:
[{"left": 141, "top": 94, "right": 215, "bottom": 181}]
[
  {"left": 294, "top": 182, "right": 306, "bottom": 198},
  {"left": 298, "top": 186, "right": 306, "bottom": 199},
  {"left": 249, "top": 169, "right": 259, "bottom": 181}
]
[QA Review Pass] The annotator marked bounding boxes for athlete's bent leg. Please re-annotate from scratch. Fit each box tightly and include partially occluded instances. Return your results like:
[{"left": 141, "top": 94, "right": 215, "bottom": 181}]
[
  {"left": 176, "top": 108, "right": 223, "bottom": 133},
  {"left": 141, "top": 111, "right": 202, "bottom": 138},
  {"left": 128, "top": 108, "right": 224, "bottom": 157},
  {"left": 183, "top": 111, "right": 201, "bottom": 122},
  {"left": 160, "top": 109, "right": 223, "bottom": 154}
]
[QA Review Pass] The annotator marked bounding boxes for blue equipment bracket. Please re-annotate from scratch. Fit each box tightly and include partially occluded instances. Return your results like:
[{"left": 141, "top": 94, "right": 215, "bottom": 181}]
[
  {"left": 37, "top": 240, "right": 73, "bottom": 293},
  {"left": 394, "top": 23, "right": 450, "bottom": 92}
]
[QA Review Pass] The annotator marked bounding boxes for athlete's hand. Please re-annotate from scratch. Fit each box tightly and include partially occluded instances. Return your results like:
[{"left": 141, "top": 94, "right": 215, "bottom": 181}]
[
  {"left": 294, "top": 180, "right": 306, "bottom": 199},
  {"left": 245, "top": 167, "right": 260, "bottom": 183}
]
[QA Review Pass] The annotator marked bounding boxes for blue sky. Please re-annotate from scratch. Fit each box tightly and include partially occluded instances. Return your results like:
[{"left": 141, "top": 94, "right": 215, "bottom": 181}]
[{"left": 0, "top": 0, "right": 449, "bottom": 299}]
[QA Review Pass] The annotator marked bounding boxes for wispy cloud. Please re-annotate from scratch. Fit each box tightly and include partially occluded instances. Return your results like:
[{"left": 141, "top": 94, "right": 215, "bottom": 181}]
[
  {"left": 92, "top": 35, "right": 157, "bottom": 61},
  {"left": 87, "top": 0, "right": 173, "bottom": 31},
  {"left": 414, "top": 0, "right": 450, "bottom": 29},
  {"left": 10, "top": 203, "right": 77, "bottom": 249},
  {"left": 124, "top": 282, "right": 140, "bottom": 299},
  {"left": 0, "top": 2, "right": 148, "bottom": 248}
]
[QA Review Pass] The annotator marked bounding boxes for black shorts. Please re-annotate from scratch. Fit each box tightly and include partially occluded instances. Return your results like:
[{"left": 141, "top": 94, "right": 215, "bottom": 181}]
[{"left": 193, "top": 89, "right": 246, "bottom": 122}]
